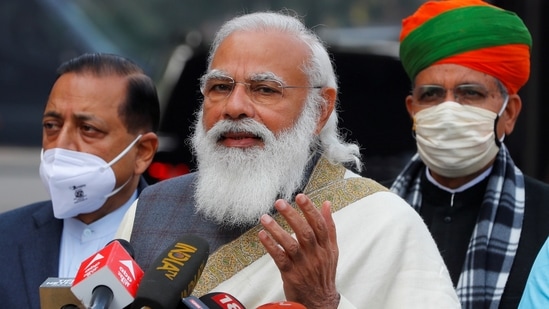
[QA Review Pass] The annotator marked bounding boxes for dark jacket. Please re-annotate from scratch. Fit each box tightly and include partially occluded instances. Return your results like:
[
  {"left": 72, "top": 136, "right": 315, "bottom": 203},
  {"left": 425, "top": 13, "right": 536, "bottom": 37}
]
[
  {"left": 0, "top": 177, "right": 147, "bottom": 309},
  {"left": 388, "top": 173, "right": 549, "bottom": 308}
]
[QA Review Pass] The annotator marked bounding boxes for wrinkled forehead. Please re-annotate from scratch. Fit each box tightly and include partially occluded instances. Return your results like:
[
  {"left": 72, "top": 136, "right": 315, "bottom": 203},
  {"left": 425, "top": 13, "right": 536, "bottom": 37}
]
[{"left": 414, "top": 64, "right": 501, "bottom": 90}]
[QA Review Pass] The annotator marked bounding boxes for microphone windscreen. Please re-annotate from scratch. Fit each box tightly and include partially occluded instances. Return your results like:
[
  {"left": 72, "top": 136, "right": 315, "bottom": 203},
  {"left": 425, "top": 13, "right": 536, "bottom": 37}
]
[
  {"left": 39, "top": 277, "right": 85, "bottom": 309},
  {"left": 108, "top": 239, "right": 135, "bottom": 258},
  {"left": 131, "top": 234, "right": 210, "bottom": 309},
  {"left": 199, "top": 292, "right": 246, "bottom": 309}
]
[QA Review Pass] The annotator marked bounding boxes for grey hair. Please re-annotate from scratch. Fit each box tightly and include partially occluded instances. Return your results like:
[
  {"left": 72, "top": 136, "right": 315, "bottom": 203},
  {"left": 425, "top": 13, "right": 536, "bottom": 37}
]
[
  {"left": 495, "top": 79, "right": 509, "bottom": 98},
  {"left": 207, "top": 11, "right": 362, "bottom": 171}
]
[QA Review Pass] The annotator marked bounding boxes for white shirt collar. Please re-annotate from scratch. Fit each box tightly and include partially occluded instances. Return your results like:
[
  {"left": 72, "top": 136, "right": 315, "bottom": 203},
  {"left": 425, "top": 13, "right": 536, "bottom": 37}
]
[
  {"left": 425, "top": 166, "right": 493, "bottom": 194},
  {"left": 58, "top": 189, "right": 138, "bottom": 278}
]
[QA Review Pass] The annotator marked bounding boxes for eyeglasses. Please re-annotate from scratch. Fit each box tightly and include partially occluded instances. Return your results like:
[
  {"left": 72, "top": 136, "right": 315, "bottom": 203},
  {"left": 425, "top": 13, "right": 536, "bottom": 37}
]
[
  {"left": 412, "top": 84, "right": 500, "bottom": 106},
  {"left": 201, "top": 76, "right": 322, "bottom": 105}
]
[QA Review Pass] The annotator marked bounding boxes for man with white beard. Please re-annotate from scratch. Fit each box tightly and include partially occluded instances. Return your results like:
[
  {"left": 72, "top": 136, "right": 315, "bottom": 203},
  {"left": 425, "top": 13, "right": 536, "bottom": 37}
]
[
  {"left": 117, "top": 11, "right": 459, "bottom": 308},
  {"left": 192, "top": 92, "right": 320, "bottom": 226}
]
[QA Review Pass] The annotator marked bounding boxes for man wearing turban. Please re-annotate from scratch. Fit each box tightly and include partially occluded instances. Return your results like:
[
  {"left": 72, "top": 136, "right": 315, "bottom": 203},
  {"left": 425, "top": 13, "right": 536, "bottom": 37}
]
[{"left": 390, "top": 0, "right": 549, "bottom": 308}]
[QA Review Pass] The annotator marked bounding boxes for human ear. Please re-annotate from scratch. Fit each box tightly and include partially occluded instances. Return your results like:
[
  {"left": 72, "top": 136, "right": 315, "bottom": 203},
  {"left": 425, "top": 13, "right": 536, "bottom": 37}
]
[
  {"left": 500, "top": 94, "right": 522, "bottom": 136},
  {"left": 134, "top": 132, "right": 159, "bottom": 175},
  {"left": 314, "top": 87, "right": 337, "bottom": 134},
  {"left": 405, "top": 94, "right": 415, "bottom": 117}
]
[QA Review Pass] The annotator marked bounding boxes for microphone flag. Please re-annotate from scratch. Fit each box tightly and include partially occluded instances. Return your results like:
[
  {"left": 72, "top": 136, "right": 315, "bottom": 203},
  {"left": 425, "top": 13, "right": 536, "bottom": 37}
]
[
  {"left": 39, "top": 277, "right": 85, "bottom": 309},
  {"left": 71, "top": 240, "right": 144, "bottom": 308}
]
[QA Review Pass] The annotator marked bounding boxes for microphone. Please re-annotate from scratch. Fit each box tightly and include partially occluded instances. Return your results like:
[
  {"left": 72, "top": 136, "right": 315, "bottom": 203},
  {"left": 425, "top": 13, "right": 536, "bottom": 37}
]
[
  {"left": 71, "top": 239, "right": 144, "bottom": 309},
  {"left": 131, "top": 234, "right": 210, "bottom": 309},
  {"left": 198, "top": 292, "right": 246, "bottom": 309},
  {"left": 181, "top": 296, "right": 210, "bottom": 309},
  {"left": 256, "top": 301, "right": 306, "bottom": 308},
  {"left": 39, "top": 277, "right": 85, "bottom": 309}
]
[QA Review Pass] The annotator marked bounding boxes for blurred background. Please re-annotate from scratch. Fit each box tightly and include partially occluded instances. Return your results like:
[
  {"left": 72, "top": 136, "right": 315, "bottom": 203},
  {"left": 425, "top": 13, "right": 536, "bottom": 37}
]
[{"left": 1, "top": 0, "right": 547, "bottom": 212}]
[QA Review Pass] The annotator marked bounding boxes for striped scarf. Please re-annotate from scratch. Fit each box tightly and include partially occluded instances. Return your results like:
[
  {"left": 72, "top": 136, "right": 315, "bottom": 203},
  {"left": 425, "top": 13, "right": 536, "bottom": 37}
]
[{"left": 391, "top": 144, "right": 525, "bottom": 308}]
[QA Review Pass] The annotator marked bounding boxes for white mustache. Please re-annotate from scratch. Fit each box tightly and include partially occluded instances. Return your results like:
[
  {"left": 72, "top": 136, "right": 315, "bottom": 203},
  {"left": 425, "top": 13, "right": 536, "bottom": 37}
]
[{"left": 206, "top": 118, "right": 275, "bottom": 144}]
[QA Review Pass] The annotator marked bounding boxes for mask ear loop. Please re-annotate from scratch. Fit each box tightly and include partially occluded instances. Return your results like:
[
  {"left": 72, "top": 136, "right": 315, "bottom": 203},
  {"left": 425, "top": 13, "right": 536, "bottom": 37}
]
[
  {"left": 105, "top": 175, "right": 133, "bottom": 198},
  {"left": 101, "top": 134, "right": 143, "bottom": 198},
  {"left": 100, "top": 134, "right": 143, "bottom": 172},
  {"left": 493, "top": 95, "right": 509, "bottom": 147},
  {"left": 411, "top": 111, "right": 417, "bottom": 139}
]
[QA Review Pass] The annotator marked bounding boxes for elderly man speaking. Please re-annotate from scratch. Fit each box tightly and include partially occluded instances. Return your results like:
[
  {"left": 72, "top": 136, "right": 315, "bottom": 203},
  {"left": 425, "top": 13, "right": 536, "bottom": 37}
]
[{"left": 117, "top": 10, "right": 459, "bottom": 309}]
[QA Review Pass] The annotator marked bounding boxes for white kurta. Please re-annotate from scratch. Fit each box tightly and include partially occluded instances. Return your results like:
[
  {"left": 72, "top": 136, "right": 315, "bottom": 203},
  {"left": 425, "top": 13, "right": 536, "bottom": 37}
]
[
  {"left": 212, "top": 191, "right": 460, "bottom": 308},
  {"left": 118, "top": 170, "right": 459, "bottom": 308}
]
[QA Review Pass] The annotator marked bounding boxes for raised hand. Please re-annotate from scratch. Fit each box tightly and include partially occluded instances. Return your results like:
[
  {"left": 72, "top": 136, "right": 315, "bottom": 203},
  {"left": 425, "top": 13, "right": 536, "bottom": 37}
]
[{"left": 259, "top": 193, "right": 340, "bottom": 309}]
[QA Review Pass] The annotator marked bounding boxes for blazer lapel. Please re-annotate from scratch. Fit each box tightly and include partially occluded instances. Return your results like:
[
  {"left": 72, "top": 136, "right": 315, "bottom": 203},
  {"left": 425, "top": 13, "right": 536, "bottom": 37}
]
[{"left": 21, "top": 202, "right": 63, "bottom": 306}]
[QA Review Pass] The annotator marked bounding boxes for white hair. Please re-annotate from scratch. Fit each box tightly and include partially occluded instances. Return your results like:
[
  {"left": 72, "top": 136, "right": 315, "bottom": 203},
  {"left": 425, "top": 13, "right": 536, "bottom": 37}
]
[{"left": 207, "top": 11, "right": 363, "bottom": 171}]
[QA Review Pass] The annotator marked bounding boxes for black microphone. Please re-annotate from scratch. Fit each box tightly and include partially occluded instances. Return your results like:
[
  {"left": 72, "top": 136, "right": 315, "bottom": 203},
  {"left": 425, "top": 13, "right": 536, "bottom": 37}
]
[
  {"left": 181, "top": 296, "right": 210, "bottom": 308},
  {"left": 198, "top": 292, "right": 246, "bottom": 309},
  {"left": 131, "top": 234, "right": 210, "bottom": 309},
  {"left": 71, "top": 239, "right": 144, "bottom": 309}
]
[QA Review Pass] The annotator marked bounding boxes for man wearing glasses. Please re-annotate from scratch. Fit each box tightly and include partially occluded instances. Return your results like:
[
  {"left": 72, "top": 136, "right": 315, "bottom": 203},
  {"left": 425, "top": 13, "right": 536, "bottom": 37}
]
[
  {"left": 116, "top": 11, "right": 459, "bottom": 308},
  {"left": 390, "top": 1, "right": 549, "bottom": 308}
]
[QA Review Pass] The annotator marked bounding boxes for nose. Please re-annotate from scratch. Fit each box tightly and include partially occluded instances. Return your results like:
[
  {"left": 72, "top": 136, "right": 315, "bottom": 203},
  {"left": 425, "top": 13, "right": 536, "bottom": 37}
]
[
  {"left": 51, "top": 127, "right": 78, "bottom": 151},
  {"left": 444, "top": 88, "right": 457, "bottom": 102},
  {"left": 223, "top": 83, "right": 255, "bottom": 120}
]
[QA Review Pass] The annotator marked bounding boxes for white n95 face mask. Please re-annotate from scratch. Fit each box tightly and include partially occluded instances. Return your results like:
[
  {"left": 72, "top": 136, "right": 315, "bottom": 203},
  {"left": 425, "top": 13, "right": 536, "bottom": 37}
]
[
  {"left": 413, "top": 101, "right": 506, "bottom": 178},
  {"left": 39, "top": 135, "right": 142, "bottom": 219}
]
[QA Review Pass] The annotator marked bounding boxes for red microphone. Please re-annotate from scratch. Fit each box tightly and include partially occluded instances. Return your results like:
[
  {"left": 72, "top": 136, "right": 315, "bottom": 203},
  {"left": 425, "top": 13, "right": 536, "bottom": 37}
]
[
  {"left": 70, "top": 240, "right": 144, "bottom": 309},
  {"left": 199, "top": 292, "right": 246, "bottom": 309}
]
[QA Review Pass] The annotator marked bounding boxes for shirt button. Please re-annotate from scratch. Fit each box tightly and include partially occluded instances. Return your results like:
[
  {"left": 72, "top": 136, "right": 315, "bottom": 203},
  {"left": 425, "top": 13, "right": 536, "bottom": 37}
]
[
  {"left": 83, "top": 228, "right": 93, "bottom": 237},
  {"left": 444, "top": 216, "right": 452, "bottom": 223}
]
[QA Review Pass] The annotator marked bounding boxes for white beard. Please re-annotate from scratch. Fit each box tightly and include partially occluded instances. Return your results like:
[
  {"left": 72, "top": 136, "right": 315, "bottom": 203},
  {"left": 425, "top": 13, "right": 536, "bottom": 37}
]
[{"left": 191, "top": 102, "right": 320, "bottom": 227}]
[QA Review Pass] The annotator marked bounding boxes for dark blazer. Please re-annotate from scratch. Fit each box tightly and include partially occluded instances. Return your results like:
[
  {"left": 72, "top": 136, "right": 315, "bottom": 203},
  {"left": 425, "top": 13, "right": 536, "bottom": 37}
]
[{"left": 0, "top": 177, "right": 147, "bottom": 309}]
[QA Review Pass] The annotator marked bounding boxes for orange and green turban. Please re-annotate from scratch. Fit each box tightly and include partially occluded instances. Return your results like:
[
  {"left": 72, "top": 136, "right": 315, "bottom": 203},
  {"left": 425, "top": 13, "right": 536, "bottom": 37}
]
[{"left": 399, "top": 0, "right": 532, "bottom": 94}]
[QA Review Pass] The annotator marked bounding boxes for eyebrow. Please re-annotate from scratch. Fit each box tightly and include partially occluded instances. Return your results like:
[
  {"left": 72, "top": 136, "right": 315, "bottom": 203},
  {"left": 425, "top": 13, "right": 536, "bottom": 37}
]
[
  {"left": 415, "top": 83, "right": 489, "bottom": 90},
  {"left": 43, "top": 110, "right": 100, "bottom": 123},
  {"left": 201, "top": 69, "right": 229, "bottom": 81},
  {"left": 43, "top": 110, "right": 62, "bottom": 119},
  {"left": 249, "top": 72, "right": 285, "bottom": 84},
  {"left": 201, "top": 70, "right": 285, "bottom": 84}
]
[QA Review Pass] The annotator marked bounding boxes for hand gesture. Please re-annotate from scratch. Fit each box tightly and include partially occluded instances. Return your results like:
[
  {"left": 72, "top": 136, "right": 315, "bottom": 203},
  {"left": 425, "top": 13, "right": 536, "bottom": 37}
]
[{"left": 259, "top": 193, "right": 340, "bottom": 309}]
